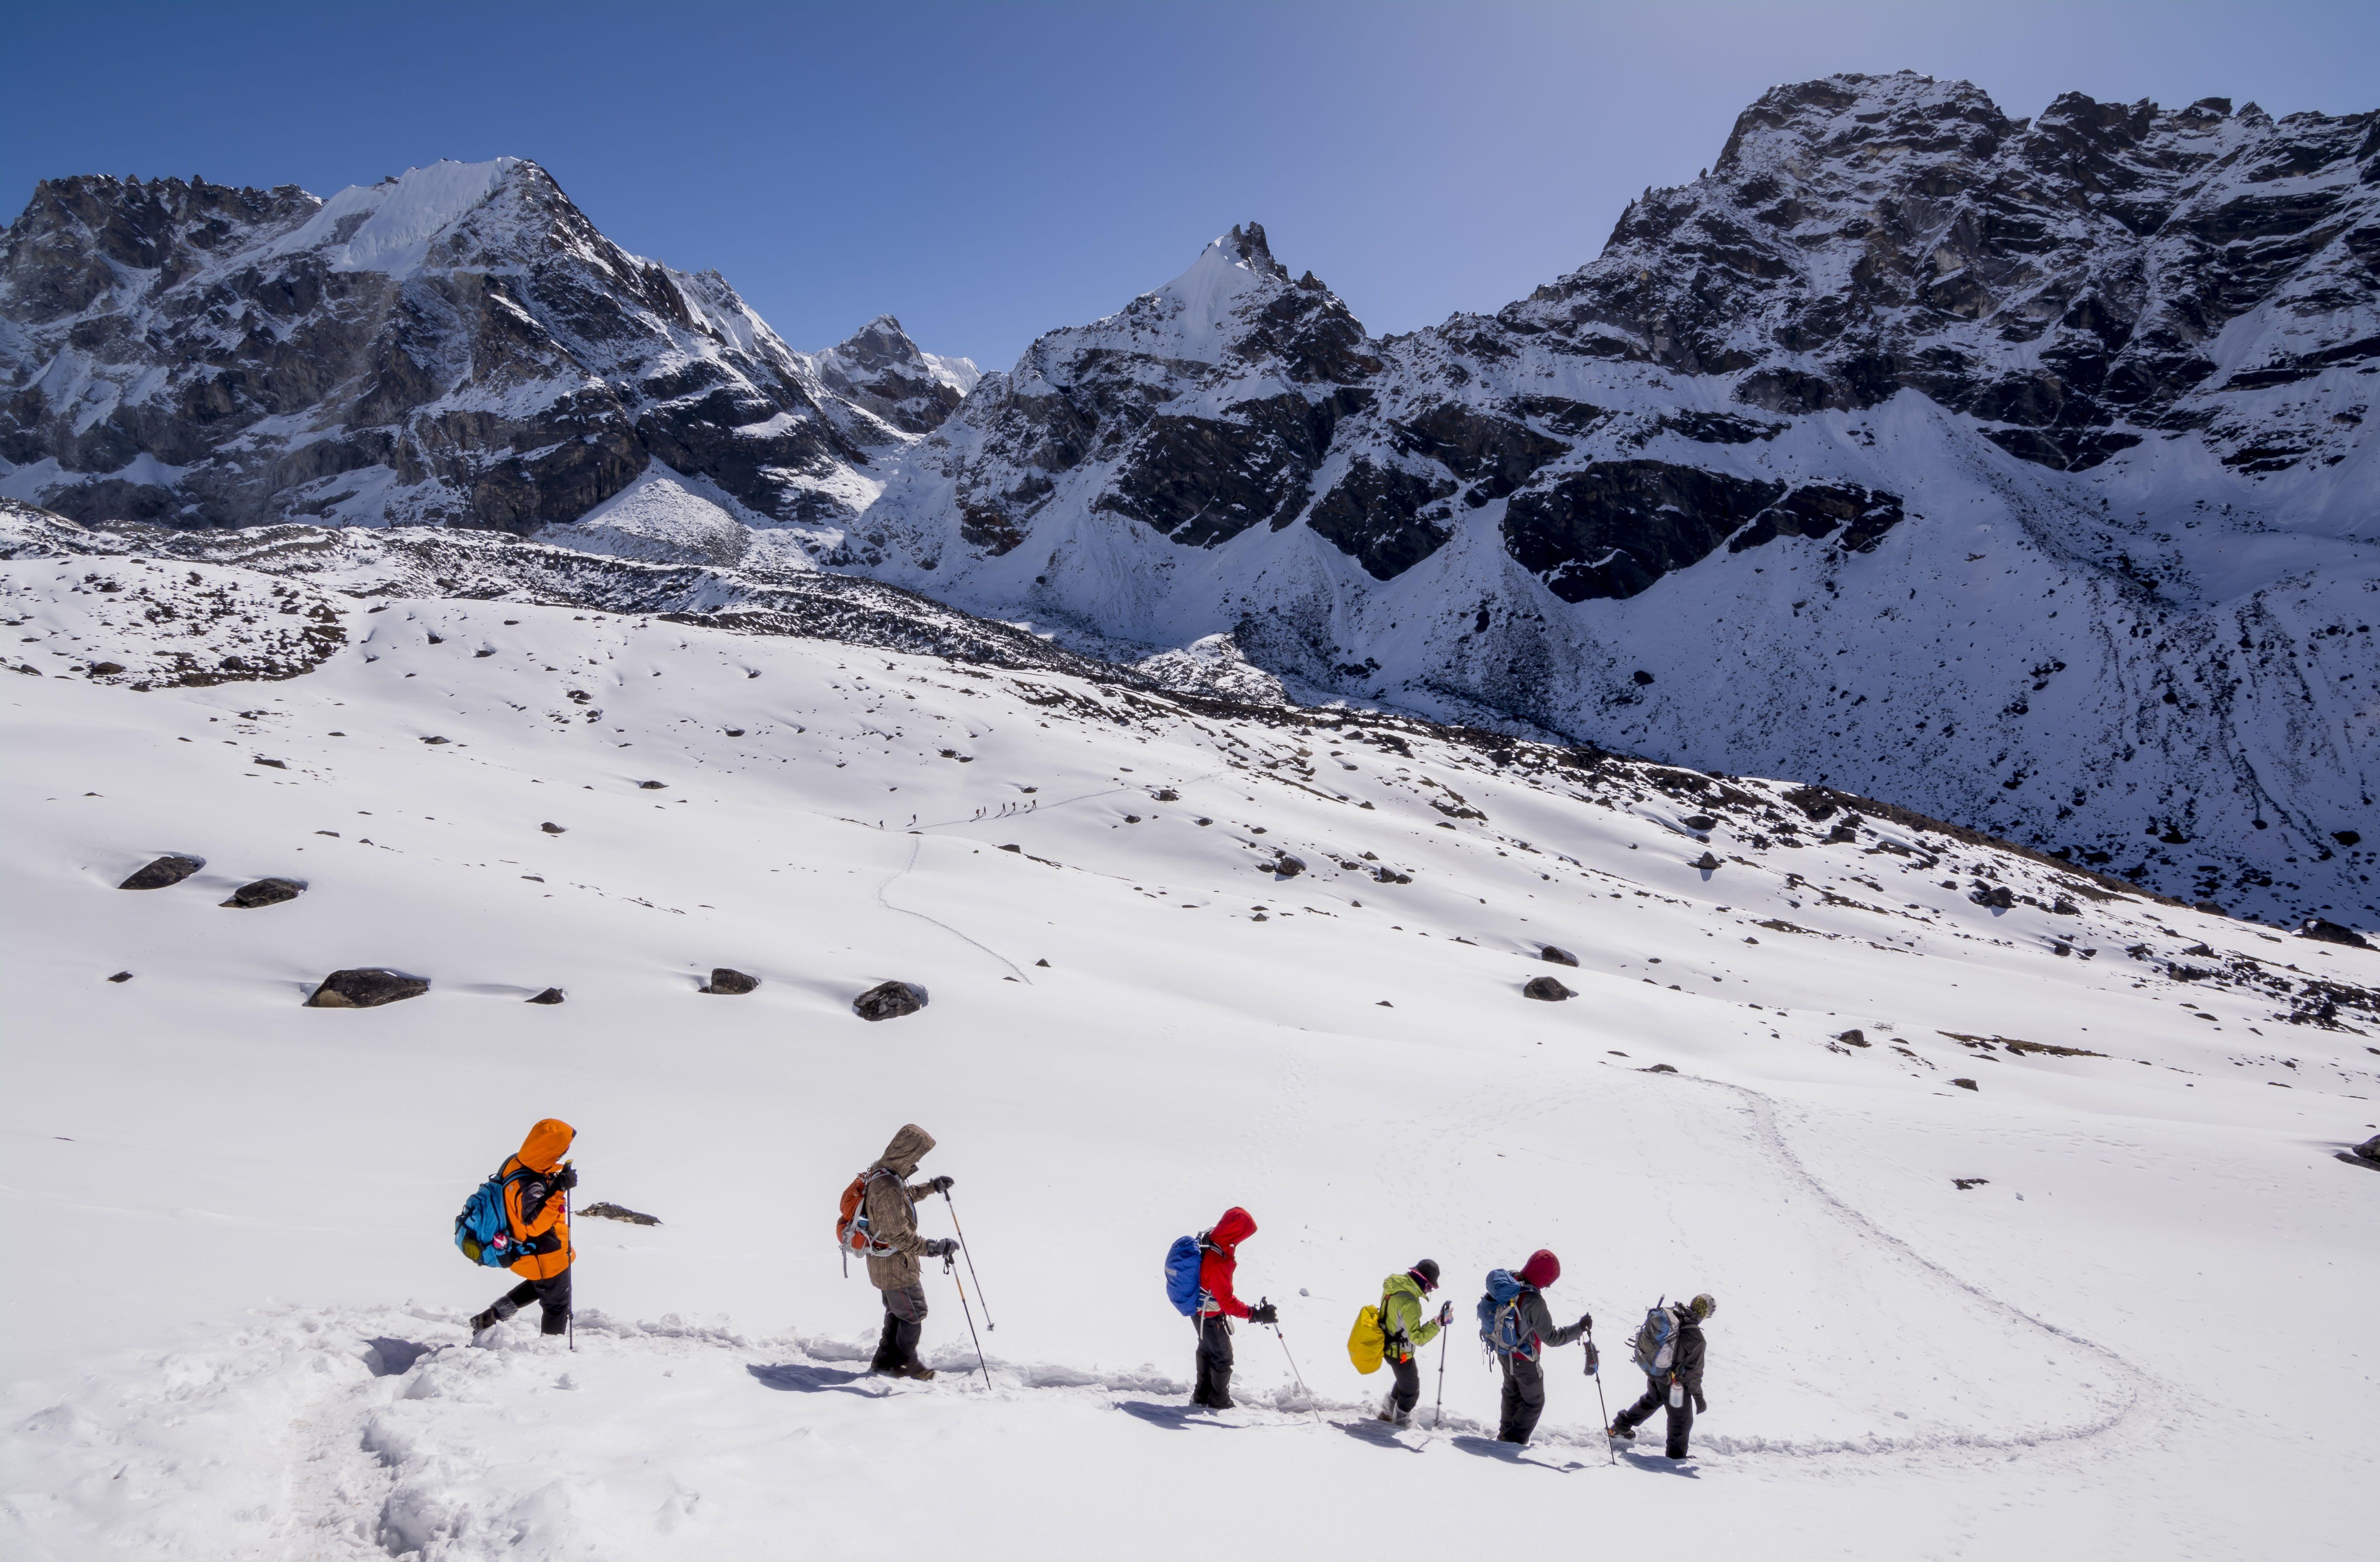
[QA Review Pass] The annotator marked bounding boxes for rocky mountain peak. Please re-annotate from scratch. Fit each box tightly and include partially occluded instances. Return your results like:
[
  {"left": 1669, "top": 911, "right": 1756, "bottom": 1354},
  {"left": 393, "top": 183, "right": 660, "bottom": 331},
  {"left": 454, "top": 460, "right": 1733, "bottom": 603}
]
[{"left": 811, "top": 315, "right": 981, "bottom": 438}]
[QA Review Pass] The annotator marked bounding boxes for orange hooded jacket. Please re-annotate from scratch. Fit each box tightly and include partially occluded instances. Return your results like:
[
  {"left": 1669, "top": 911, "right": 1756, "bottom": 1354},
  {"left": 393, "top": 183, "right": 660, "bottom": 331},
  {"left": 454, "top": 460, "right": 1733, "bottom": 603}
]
[{"left": 500, "top": 1118, "right": 575, "bottom": 1280}]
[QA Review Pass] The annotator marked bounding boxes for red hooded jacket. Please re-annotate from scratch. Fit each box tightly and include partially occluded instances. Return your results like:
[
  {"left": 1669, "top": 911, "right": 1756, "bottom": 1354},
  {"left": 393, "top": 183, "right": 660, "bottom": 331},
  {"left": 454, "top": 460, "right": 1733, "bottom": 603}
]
[{"left": 1196, "top": 1207, "right": 1257, "bottom": 1319}]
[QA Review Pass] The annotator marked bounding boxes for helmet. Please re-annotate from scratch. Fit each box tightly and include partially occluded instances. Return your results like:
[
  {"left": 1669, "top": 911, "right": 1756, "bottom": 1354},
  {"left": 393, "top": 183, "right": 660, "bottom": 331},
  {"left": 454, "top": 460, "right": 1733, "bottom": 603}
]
[
  {"left": 1689, "top": 1293, "right": 1716, "bottom": 1321},
  {"left": 1410, "top": 1259, "right": 1441, "bottom": 1291}
]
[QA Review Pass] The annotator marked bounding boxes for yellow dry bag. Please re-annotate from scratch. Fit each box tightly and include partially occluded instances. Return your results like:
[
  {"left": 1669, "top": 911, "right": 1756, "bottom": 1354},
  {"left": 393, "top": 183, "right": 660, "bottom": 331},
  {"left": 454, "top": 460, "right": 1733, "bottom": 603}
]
[{"left": 1348, "top": 1303, "right": 1386, "bottom": 1374}]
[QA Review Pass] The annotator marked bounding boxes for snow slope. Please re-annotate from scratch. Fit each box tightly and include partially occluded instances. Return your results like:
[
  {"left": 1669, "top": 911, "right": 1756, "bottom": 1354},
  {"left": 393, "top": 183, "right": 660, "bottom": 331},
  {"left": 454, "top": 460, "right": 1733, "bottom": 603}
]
[{"left": 2, "top": 511, "right": 2376, "bottom": 1558}]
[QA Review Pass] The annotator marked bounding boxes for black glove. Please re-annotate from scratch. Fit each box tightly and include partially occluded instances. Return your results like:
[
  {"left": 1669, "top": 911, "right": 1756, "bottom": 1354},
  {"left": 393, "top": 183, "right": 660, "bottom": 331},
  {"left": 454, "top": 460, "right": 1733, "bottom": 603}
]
[
  {"left": 1693, "top": 1392, "right": 1708, "bottom": 1414},
  {"left": 923, "top": 1238, "right": 958, "bottom": 1258},
  {"left": 1577, "top": 1311, "right": 1592, "bottom": 1333},
  {"left": 927, "top": 1175, "right": 954, "bottom": 1194},
  {"left": 1248, "top": 1302, "right": 1279, "bottom": 1325},
  {"left": 550, "top": 1165, "right": 579, "bottom": 1192}
]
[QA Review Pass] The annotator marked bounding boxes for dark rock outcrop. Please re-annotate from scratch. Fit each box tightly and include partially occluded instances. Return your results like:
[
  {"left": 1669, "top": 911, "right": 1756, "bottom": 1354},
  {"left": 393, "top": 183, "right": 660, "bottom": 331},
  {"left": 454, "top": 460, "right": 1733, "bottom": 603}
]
[
  {"left": 580, "top": 1201, "right": 660, "bottom": 1225},
  {"left": 1540, "top": 945, "right": 1580, "bottom": 966},
  {"left": 701, "top": 967, "right": 759, "bottom": 995},
  {"left": 1522, "top": 975, "right": 1576, "bottom": 1001},
  {"left": 526, "top": 987, "right": 566, "bottom": 1005},
  {"left": 306, "top": 969, "right": 429, "bottom": 1008},
  {"left": 2298, "top": 919, "right": 2371, "bottom": 949},
  {"left": 854, "top": 979, "right": 927, "bottom": 1021},
  {"left": 220, "top": 876, "right": 304, "bottom": 908},
  {"left": 119, "top": 854, "right": 202, "bottom": 889}
]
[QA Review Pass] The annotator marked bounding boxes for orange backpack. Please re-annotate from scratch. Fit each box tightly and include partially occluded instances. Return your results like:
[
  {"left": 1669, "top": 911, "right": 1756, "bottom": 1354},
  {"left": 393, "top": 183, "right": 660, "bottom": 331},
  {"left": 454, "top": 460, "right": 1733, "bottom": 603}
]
[{"left": 835, "top": 1169, "right": 895, "bottom": 1273}]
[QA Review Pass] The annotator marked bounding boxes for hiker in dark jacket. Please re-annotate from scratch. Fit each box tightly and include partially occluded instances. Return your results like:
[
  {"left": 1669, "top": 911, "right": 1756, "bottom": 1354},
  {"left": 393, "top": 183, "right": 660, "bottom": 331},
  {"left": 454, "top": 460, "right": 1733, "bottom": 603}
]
[
  {"left": 470, "top": 1118, "right": 578, "bottom": 1338},
  {"left": 1376, "top": 1259, "right": 1450, "bottom": 1427},
  {"left": 860, "top": 1124, "right": 958, "bottom": 1380},
  {"left": 1609, "top": 1293, "right": 1714, "bottom": 1458},
  {"left": 1190, "top": 1206, "right": 1276, "bottom": 1409},
  {"left": 1494, "top": 1249, "right": 1591, "bottom": 1444}
]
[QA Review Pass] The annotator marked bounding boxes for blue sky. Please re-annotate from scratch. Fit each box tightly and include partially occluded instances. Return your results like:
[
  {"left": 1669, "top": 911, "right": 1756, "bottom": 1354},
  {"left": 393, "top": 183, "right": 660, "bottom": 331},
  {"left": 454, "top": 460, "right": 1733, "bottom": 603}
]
[{"left": 7, "top": 2, "right": 2374, "bottom": 368}]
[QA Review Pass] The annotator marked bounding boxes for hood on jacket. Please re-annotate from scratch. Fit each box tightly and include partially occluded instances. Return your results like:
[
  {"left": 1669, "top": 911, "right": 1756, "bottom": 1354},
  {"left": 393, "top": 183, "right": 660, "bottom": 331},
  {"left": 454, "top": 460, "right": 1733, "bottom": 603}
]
[
  {"left": 1517, "top": 1248, "right": 1561, "bottom": 1289},
  {"left": 873, "top": 1123, "right": 936, "bottom": 1177},
  {"left": 517, "top": 1118, "right": 575, "bottom": 1174},
  {"left": 1383, "top": 1271, "right": 1425, "bottom": 1305},
  {"left": 1209, "top": 1206, "right": 1257, "bottom": 1253}
]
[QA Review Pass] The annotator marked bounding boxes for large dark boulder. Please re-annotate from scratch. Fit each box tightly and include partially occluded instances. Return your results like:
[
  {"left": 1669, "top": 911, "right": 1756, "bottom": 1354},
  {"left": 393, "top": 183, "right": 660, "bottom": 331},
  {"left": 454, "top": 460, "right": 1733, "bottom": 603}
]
[
  {"left": 220, "top": 877, "right": 304, "bottom": 908},
  {"left": 306, "top": 969, "right": 429, "bottom": 1008},
  {"left": 1522, "top": 976, "right": 1575, "bottom": 1002},
  {"left": 702, "top": 968, "right": 759, "bottom": 995},
  {"left": 854, "top": 980, "right": 927, "bottom": 1021},
  {"left": 1540, "top": 945, "right": 1580, "bottom": 966},
  {"left": 119, "top": 854, "right": 202, "bottom": 890}
]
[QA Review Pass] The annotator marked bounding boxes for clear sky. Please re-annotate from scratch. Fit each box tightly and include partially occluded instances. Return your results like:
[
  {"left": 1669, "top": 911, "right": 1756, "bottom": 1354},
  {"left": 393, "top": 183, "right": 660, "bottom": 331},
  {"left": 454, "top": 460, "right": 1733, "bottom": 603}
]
[{"left": 6, "top": 1, "right": 2374, "bottom": 369}]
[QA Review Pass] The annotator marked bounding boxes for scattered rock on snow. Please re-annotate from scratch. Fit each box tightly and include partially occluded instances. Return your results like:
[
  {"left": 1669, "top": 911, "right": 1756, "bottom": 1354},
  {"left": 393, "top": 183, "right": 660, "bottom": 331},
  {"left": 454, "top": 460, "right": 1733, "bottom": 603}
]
[
  {"left": 1266, "top": 853, "right": 1308, "bottom": 877},
  {"left": 1540, "top": 945, "right": 1580, "bottom": 966},
  {"left": 541, "top": 822, "right": 567, "bottom": 835},
  {"left": 421, "top": 736, "right": 450, "bottom": 745},
  {"left": 252, "top": 756, "right": 287, "bottom": 769},
  {"left": 220, "top": 877, "right": 304, "bottom": 908},
  {"left": 107, "top": 971, "right": 133, "bottom": 983},
  {"left": 1951, "top": 1078, "right": 1980, "bottom": 1092},
  {"left": 1971, "top": 885, "right": 2016, "bottom": 910},
  {"left": 701, "top": 968, "right": 759, "bottom": 995},
  {"left": 1694, "top": 850, "right": 1721, "bottom": 870},
  {"left": 119, "top": 854, "right": 203, "bottom": 890},
  {"left": 854, "top": 980, "right": 927, "bottom": 1021},
  {"left": 2298, "top": 919, "right": 2371, "bottom": 950},
  {"left": 1837, "top": 1029, "right": 1869, "bottom": 1046},
  {"left": 526, "top": 987, "right": 566, "bottom": 1005},
  {"left": 306, "top": 969, "right": 429, "bottom": 1008},
  {"left": 2354, "top": 1134, "right": 2380, "bottom": 1164},
  {"left": 1645, "top": 1063, "right": 1678, "bottom": 1074},
  {"left": 1953, "top": 1177, "right": 1990, "bottom": 1190},
  {"left": 639, "top": 781, "right": 666, "bottom": 790},
  {"left": 87, "top": 660, "right": 125, "bottom": 676},
  {"left": 581, "top": 1201, "right": 660, "bottom": 1225},
  {"left": 1522, "top": 976, "right": 1575, "bottom": 1001}
]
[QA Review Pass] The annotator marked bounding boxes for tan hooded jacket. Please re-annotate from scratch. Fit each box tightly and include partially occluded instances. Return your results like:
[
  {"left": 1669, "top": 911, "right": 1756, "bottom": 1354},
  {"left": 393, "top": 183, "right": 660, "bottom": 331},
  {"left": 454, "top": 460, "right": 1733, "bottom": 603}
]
[{"left": 862, "top": 1123, "right": 938, "bottom": 1290}]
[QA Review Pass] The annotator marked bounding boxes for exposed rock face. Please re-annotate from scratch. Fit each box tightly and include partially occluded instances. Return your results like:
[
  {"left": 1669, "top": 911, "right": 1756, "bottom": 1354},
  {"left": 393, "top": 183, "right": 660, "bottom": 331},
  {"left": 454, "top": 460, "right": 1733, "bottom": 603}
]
[
  {"left": 855, "top": 74, "right": 2380, "bottom": 929},
  {"left": 0, "top": 161, "right": 965, "bottom": 535},
  {"left": 119, "top": 854, "right": 202, "bottom": 889},
  {"left": 811, "top": 316, "right": 980, "bottom": 438},
  {"left": 306, "top": 968, "right": 429, "bottom": 1007}
]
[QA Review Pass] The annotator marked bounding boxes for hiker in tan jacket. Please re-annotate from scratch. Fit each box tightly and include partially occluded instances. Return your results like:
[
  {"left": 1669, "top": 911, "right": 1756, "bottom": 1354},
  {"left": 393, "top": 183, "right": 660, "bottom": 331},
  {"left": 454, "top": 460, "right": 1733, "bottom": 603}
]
[{"left": 860, "top": 1123, "right": 956, "bottom": 1379}]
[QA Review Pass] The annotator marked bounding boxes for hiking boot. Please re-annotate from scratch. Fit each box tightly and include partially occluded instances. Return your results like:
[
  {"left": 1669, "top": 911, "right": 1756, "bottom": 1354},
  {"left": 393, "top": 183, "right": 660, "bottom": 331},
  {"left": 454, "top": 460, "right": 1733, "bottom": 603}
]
[
  {"left": 895, "top": 1362, "right": 937, "bottom": 1381},
  {"left": 1606, "top": 1422, "right": 1635, "bottom": 1441}
]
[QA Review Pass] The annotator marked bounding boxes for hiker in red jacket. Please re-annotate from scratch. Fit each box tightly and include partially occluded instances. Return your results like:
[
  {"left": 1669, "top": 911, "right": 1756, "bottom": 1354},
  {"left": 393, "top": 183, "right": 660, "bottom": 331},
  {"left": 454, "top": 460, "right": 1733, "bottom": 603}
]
[{"left": 1190, "top": 1206, "right": 1276, "bottom": 1409}]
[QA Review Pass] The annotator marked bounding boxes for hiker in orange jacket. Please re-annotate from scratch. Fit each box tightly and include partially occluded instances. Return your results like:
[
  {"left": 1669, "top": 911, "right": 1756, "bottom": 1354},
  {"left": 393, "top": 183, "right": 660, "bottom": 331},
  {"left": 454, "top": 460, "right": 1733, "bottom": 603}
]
[{"left": 470, "top": 1118, "right": 577, "bottom": 1337}]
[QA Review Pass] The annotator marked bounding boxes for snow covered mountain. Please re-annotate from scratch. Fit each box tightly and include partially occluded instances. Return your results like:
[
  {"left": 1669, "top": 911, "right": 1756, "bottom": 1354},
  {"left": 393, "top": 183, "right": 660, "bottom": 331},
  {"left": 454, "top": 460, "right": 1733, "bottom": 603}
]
[
  {"left": 0, "top": 160, "right": 970, "bottom": 537},
  {"left": 3, "top": 494, "right": 2375, "bottom": 1559},
  {"left": 853, "top": 74, "right": 2380, "bottom": 930}
]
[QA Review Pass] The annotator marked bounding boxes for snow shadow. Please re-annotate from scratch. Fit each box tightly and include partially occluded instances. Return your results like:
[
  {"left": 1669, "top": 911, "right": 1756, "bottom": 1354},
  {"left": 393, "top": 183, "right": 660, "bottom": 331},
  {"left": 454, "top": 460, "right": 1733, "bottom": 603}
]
[
  {"left": 360, "top": 1338, "right": 431, "bottom": 1376},
  {"left": 2333, "top": 1151, "right": 2380, "bottom": 1174},
  {"left": 1330, "top": 1418, "right": 1428, "bottom": 1454},
  {"left": 1114, "top": 1399, "right": 1254, "bottom": 1431},
  {"left": 1618, "top": 1448, "right": 1702, "bottom": 1478},
  {"left": 1449, "top": 1434, "right": 1589, "bottom": 1471},
  {"left": 746, "top": 1361, "right": 887, "bottom": 1397}
]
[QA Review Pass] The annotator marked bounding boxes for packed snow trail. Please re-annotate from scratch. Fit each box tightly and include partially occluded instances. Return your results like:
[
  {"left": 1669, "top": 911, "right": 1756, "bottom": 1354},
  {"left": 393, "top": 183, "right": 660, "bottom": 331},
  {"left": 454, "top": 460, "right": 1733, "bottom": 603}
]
[{"left": 3, "top": 559, "right": 2375, "bottom": 1558}]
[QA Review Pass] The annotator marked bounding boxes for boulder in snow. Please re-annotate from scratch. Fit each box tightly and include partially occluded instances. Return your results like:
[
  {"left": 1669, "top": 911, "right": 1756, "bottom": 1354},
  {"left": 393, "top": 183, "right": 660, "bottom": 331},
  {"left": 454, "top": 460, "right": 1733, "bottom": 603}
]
[
  {"left": 306, "top": 969, "right": 429, "bottom": 1008},
  {"left": 1694, "top": 850, "right": 1721, "bottom": 870},
  {"left": 1951, "top": 1077, "right": 1979, "bottom": 1092},
  {"left": 526, "top": 987, "right": 566, "bottom": 1005},
  {"left": 1540, "top": 945, "right": 1580, "bottom": 966},
  {"left": 1837, "top": 1029, "right": 1869, "bottom": 1046},
  {"left": 220, "top": 877, "right": 304, "bottom": 909},
  {"left": 119, "top": 854, "right": 203, "bottom": 890},
  {"left": 581, "top": 1201, "right": 660, "bottom": 1225},
  {"left": 541, "top": 822, "right": 567, "bottom": 835},
  {"left": 2298, "top": 919, "right": 2371, "bottom": 950},
  {"left": 854, "top": 980, "right": 927, "bottom": 1021},
  {"left": 2353, "top": 1134, "right": 2380, "bottom": 1164},
  {"left": 1522, "top": 976, "right": 1575, "bottom": 1002},
  {"left": 701, "top": 968, "right": 759, "bottom": 995}
]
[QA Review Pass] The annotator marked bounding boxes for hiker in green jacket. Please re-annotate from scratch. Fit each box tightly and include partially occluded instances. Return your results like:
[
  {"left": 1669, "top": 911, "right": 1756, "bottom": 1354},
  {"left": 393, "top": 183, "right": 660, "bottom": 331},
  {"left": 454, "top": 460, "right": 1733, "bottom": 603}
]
[{"left": 1375, "top": 1259, "right": 1451, "bottom": 1426}]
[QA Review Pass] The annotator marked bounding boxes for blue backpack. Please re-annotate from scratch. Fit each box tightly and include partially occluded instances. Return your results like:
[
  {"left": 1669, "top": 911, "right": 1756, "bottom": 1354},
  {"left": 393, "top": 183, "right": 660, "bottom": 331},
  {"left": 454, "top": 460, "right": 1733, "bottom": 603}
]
[
  {"left": 1631, "top": 1300, "right": 1680, "bottom": 1376},
  {"left": 1477, "top": 1269, "right": 1530, "bottom": 1356},
  {"left": 1164, "top": 1233, "right": 1207, "bottom": 1316},
  {"left": 454, "top": 1167, "right": 530, "bottom": 1267}
]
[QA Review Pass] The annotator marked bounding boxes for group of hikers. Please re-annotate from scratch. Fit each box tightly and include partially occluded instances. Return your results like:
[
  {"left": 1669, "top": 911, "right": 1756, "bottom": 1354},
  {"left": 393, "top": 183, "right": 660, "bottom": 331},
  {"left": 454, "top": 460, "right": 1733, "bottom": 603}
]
[{"left": 457, "top": 1121, "right": 1716, "bottom": 1460}]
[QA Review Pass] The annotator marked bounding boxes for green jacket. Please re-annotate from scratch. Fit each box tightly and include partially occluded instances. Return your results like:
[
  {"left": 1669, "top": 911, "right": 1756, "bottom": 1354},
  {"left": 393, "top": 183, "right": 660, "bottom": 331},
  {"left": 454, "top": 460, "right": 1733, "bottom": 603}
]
[{"left": 1380, "top": 1272, "right": 1442, "bottom": 1361}]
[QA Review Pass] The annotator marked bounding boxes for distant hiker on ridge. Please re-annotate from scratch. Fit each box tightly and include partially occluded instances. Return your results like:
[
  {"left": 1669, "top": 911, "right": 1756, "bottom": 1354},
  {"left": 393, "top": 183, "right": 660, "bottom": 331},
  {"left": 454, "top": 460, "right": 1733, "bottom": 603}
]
[
  {"left": 842, "top": 1124, "right": 956, "bottom": 1380},
  {"left": 1609, "top": 1293, "right": 1713, "bottom": 1461},
  {"left": 1185, "top": 1207, "right": 1274, "bottom": 1409},
  {"left": 467, "top": 1118, "right": 578, "bottom": 1340},
  {"left": 1375, "top": 1259, "right": 1450, "bottom": 1427},
  {"left": 1479, "top": 1249, "right": 1591, "bottom": 1444}
]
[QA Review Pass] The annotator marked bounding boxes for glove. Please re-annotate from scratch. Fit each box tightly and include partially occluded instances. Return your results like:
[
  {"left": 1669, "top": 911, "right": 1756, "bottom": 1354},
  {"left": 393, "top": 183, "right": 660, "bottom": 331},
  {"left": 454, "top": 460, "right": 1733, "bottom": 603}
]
[
  {"left": 926, "top": 1175, "right": 954, "bottom": 1194},
  {"left": 550, "top": 1165, "right": 579, "bottom": 1192},
  {"left": 1693, "top": 1392, "right": 1708, "bottom": 1414},
  {"left": 1577, "top": 1312, "right": 1593, "bottom": 1333},
  {"left": 923, "top": 1238, "right": 958, "bottom": 1258},
  {"left": 1248, "top": 1302, "right": 1279, "bottom": 1325},
  {"left": 1437, "top": 1301, "right": 1454, "bottom": 1327}
]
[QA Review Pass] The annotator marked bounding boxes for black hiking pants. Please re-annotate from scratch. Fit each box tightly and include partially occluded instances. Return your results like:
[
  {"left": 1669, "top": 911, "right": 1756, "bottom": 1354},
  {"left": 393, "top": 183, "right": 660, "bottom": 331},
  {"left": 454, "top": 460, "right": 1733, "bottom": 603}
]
[
  {"left": 1192, "top": 1314, "right": 1235, "bottom": 1407},
  {"left": 1497, "top": 1352, "right": 1546, "bottom": 1443},
  {"left": 1387, "top": 1352, "right": 1422, "bottom": 1419},
  {"left": 873, "top": 1283, "right": 930, "bottom": 1370},
  {"left": 483, "top": 1268, "right": 571, "bottom": 1336},
  {"left": 1615, "top": 1374, "right": 1694, "bottom": 1457}
]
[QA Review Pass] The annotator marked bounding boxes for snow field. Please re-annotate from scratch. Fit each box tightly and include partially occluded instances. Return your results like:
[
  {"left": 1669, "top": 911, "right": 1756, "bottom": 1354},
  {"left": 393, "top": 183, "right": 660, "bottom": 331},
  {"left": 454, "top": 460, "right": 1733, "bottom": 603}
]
[{"left": 2, "top": 580, "right": 2375, "bottom": 1558}]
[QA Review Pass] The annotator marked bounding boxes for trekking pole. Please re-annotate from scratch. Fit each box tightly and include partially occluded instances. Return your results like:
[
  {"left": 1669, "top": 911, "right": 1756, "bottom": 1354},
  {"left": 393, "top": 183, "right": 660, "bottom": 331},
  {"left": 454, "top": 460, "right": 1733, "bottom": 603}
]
[
  {"left": 1587, "top": 1330, "right": 1612, "bottom": 1464},
  {"left": 1434, "top": 1332, "right": 1448, "bottom": 1428},
  {"left": 1259, "top": 1300, "right": 1319, "bottom": 1421},
  {"left": 940, "top": 1188, "right": 994, "bottom": 1329},
  {"left": 943, "top": 1251, "right": 992, "bottom": 1390},
  {"left": 564, "top": 1188, "right": 576, "bottom": 1353}
]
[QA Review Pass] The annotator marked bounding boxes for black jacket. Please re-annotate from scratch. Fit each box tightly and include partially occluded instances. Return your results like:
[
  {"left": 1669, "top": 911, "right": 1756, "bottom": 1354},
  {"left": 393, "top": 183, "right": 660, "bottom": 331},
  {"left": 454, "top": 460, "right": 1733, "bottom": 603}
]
[
  {"left": 1669, "top": 1314, "right": 1706, "bottom": 1395},
  {"left": 1513, "top": 1288, "right": 1589, "bottom": 1361}
]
